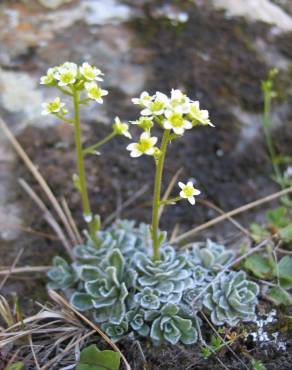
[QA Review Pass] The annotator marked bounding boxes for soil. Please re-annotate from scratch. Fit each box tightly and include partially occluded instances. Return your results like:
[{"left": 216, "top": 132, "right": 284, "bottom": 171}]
[{"left": 0, "top": 0, "right": 292, "bottom": 369}]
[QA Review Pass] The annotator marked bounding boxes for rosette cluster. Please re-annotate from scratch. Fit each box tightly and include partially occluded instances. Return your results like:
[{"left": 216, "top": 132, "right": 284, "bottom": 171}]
[{"left": 47, "top": 221, "right": 259, "bottom": 345}]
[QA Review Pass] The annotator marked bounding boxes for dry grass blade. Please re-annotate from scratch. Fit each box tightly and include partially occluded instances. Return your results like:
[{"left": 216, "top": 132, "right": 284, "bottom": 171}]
[
  {"left": 4, "top": 348, "right": 22, "bottom": 370},
  {"left": 0, "top": 301, "right": 91, "bottom": 368},
  {"left": 173, "top": 186, "right": 292, "bottom": 243},
  {"left": 29, "top": 334, "right": 41, "bottom": 370},
  {"left": 40, "top": 330, "right": 95, "bottom": 370},
  {"left": 0, "top": 266, "right": 50, "bottom": 276},
  {"left": 61, "top": 197, "right": 83, "bottom": 245},
  {"left": 0, "top": 223, "right": 60, "bottom": 241},
  {"left": 158, "top": 168, "right": 183, "bottom": 221},
  {"left": 49, "top": 290, "right": 131, "bottom": 370},
  {"left": 170, "top": 223, "right": 180, "bottom": 243},
  {"left": 19, "top": 178, "right": 75, "bottom": 260},
  {"left": 198, "top": 199, "right": 251, "bottom": 237},
  {"left": 0, "top": 117, "right": 78, "bottom": 247},
  {"left": 0, "top": 295, "right": 15, "bottom": 328},
  {"left": 0, "top": 248, "right": 24, "bottom": 290}
]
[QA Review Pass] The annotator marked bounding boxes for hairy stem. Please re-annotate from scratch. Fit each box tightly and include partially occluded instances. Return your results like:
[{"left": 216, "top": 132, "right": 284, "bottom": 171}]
[
  {"left": 73, "top": 90, "right": 99, "bottom": 244},
  {"left": 151, "top": 129, "right": 170, "bottom": 261}
]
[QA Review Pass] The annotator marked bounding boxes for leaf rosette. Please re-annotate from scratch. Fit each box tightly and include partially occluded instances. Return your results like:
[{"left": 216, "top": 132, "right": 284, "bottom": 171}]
[
  {"left": 146, "top": 303, "right": 198, "bottom": 345},
  {"left": 135, "top": 246, "right": 193, "bottom": 303},
  {"left": 203, "top": 271, "right": 259, "bottom": 326}
]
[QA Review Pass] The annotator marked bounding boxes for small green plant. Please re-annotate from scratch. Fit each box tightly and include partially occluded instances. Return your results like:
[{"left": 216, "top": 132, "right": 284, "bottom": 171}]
[
  {"left": 246, "top": 206, "right": 292, "bottom": 305},
  {"left": 200, "top": 331, "right": 239, "bottom": 359},
  {"left": 244, "top": 252, "right": 292, "bottom": 305},
  {"left": 261, "top": 69, "right": 292, "bottom": 211},
  {"left": 251, "top": 358, "right": 266, "bottom": 370},
  {"left": 76, "top": 344, "right": 120, "bottom": 370},
  {"left": 6, "top": 363, "right": 25, "bottom": 370},
  {"left": 42, "top": 62, "right": 260, "bottom": 345},
  {"left": 250, "top": 207, "right": 292, "bottom": 245}
]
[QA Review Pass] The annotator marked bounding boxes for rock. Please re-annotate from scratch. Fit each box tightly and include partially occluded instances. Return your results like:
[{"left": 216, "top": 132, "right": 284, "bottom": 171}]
[
  {"left": 38, "top": 0, "right": 73, "bottom": 10},
  {"left": 211, "top": 0, "right": 292, "bottom": 31},
  {"left": 0, "top": 69, "right": 42, "bottom": 125}
]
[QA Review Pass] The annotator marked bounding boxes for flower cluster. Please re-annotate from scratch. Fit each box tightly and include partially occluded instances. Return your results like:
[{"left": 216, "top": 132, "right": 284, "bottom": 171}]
[
  {"left": 126, "top": 89, "right": 212, "bottom": 206},
  {"left": 40, "top": 62, "right": 108, "bottom": 116},
  {"left": 129, "top": 89, "right": 213, "bottom": 140},
  {"left": 40, "top": 62, "right": 132, "bottom": 143}
]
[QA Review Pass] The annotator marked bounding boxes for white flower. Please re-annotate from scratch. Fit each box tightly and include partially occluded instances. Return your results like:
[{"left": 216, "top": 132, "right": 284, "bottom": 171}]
[
  {"left": 85, "top": 82, "right": 108, "bottom": 103},
  {"left": 164, "top": 110, "right": 192, "bottom": 135},
  {"left": 189, "top": 101, "right": 214, "bottom": 127},
  {"left": 178, "top": 181, "right": 201, "bottom": 205},
  {"left": 141, "top": 92, "right": 169, "bottom": 116},
  {"left": 40, "top": 67, "right": 55, "bottom": 85},
  {"left": 169, "top": 89, "right": 190, "bottom": 113},
  {"left": 54, "top": 62, "right": 78, "bottom": 87},
  {"left": 113, "top": 117, "right": 131, "bottom": 138},
  {"left": 126, "top": 132, "right": 158, "bottom": 157},
  {"left": 130, "top": 116, "right": 154, "bottom": 131},
  {"left": 41, "top": 97, "right": 65, "bottom": 115},
  {"left": 80, "top": 62, "right": 103, "bottom": 81},
  {"left": 132, "top": 91, "right": 153, "bottom": 106}
]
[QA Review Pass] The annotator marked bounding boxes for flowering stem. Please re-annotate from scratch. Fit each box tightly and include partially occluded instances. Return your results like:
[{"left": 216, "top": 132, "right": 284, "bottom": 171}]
[
  {"left": 72, "top": 89, "right": 99, "bottom": 244},
  {"left": 262, "top": 85, "right": 283, "bottom": 188},
  {"left": 55, "top": 114, "right": 74, "bottom": 124},
  {"left": 151, "top": 129, "right": 170, "bottom": 261},
  {"left": 159, "top": 196, "right": 181, "bottom": 206},
  {"left": 83, "top": 131, "right": 117, "bottom": 156}
]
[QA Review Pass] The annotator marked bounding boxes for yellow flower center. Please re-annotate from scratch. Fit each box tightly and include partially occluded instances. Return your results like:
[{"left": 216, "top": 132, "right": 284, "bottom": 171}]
[
  {"left": 169, "top": 113, "right": 184, "bottom": 128},
  {"left": 183, "top": 185, "right": 194, "bottom": 197},
  {"left": 138, "top": 138, "right": 153, "bottom": 153}
]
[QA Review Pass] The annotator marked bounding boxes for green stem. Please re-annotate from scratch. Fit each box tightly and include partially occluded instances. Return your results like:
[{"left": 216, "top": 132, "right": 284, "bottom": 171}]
[
  {"left": 83, "top": 131, "right": 117, "bottom": 155},
  {"left": 55, "top": 113, "right": 74, "bottom": 124},
  {"left": 159, "top": 196, "right": 181, "bottom": 205},
  {"left": 73, "top": 90, "right": 98, "bottom": 243},
  {"left": 263, "top": 89, "right": 283, "bottom": 187},
  {"left": 151, "top": 129, "right": 170, "bottom": 261},
  {"left": 57, "top": 86, "right": 73, "bottom": 96}
]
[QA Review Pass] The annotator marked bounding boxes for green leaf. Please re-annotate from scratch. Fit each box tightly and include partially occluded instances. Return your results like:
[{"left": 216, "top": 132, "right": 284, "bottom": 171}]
[
  {"left": 73, "top": 173, "right": 82, "bottom": 192},
  {"left": 211, "top": 335, "right": 222, "bottom": 350},
  {"left": 251, "top": 359, "right": 266, "bottom": 370},
  {"left": 7, "top": 363, "right": 24, "bottom": 370},
  {"left": 267, "top": 286, "right": 292, "bottom": 306},
  {"left": 277, "top": 256, "right": 292, "bottom": 289},
  {"left": 108, "top": 250, "right": 124, "bottom": 281},
  {"left": 70, "top": 292, "right": 93, "bottom": 311},
  {"left": 266, "top": 207, "right": 289, "bottom": 228},
  {"left": 201, "top": 346, "right": 212, "bottom": 359},
  {"left": 279, "top": 225, "right": 292, "bottom": 242},
  {"left": 250, "top": 223, "right": 269, "bottom": 242},
  {"left": 244, "top": 253, "right": 274, "bottom": 279},
  {"left": 76, "top": 344, "right": 120, "bottom": 370}
]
